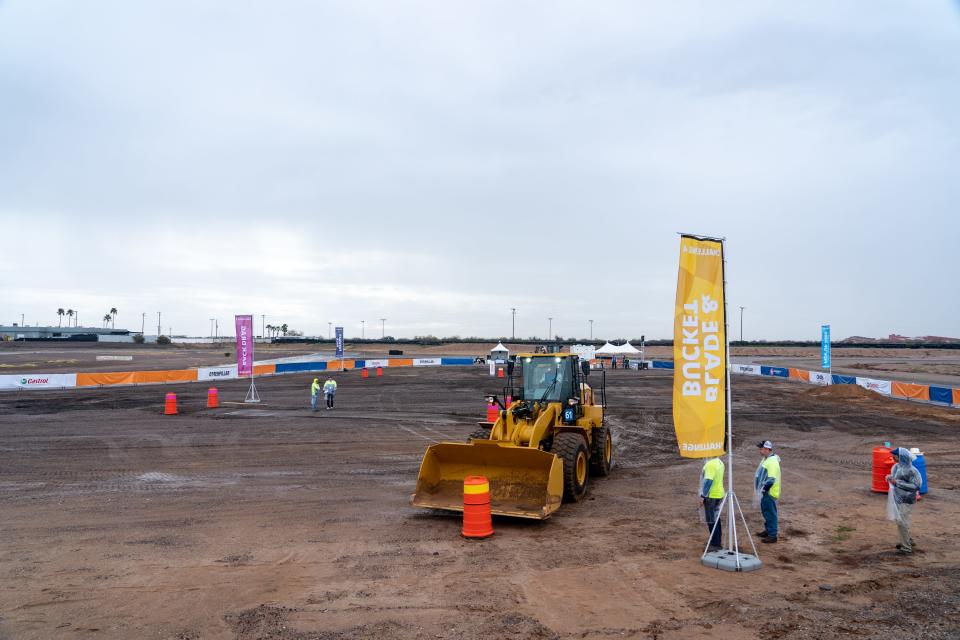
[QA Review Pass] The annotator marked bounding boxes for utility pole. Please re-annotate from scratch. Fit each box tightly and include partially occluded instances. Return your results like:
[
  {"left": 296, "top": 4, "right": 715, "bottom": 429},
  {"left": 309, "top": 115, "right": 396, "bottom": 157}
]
[
  {"left": 739, "top": 306, "right": 745, "bottom": 342},
  {"left": 157, "top": 311, "right": 161, "bottom": 337},
  {"left": 210, "top": 318, "right": 215, "bottom": 340},
  {"left": 589, "top": 319, "right": 593, "bottom": 341},
  {"left": 548, "top": 317, "right": 553, "bottom": 340},
  {"left": 328, "top": 322, "right": 332, "bottom": 340},
  {"left": 511, "top": 308, "right": 516, "bottom": 340},
  {"left": 380, "top": 318, "right": 386, "bottom": 339},
  {"left": 261, "top": 314, "right": 265, "bottom": 339},
  {"left": 141, "top": 312, "right": 145, "bottom": 335},
  {"left": 21, "top": 313, "right": 24, "bottom": 327},
  {"left": 361, "top": 320, "right": 365, "bottom": 339}
]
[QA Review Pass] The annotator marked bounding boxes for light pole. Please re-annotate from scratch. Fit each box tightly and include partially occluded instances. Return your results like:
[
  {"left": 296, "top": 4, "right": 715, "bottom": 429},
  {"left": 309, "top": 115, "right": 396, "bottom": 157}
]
[
  {"left": 361, "top": 320, "right": 365, "bottom": 339},
  {"left": 511, "top": 308, "right": 516, "bottom": 340},
  {"left": 210, "top": 318, "right": 216, "bottom": 340},
  {"left": 261, "top": 314, "right": 265, "bottom": 339},
  {"left": 548, "top": 317, "right": 553, "bottom": 340},
  {"left": 157, "top": 311, "right": 161, "bottom": 337},
  {"left": 328, "top": 322, "right": 332, "bottom": 340},
  {"left": 589, "top": 319, "right": 593, "bottom": 341},
  {"left": 141, "top": 312, "right": 145, "bottom": 335},
  {"left": 739, "top": 306, "right": 745, "bottom": 342},
  {"left": 380, "top": 318, "right": 386, "bottom": 338}
]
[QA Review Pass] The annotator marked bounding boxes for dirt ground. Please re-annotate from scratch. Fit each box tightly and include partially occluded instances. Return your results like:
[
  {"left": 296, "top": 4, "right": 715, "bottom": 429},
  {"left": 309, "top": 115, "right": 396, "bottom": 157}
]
[{"left": 2, "top": 362, "right": 959, "bottom": 639}]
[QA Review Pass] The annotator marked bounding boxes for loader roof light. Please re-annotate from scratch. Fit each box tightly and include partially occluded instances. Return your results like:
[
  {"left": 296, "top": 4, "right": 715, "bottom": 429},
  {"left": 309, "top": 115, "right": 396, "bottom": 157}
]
[
  {"left": 555, "top": 357, "right": 561, "bottom": 363},
  {"left": 524, "top": 357, "right": 531, "bottom": 362}
]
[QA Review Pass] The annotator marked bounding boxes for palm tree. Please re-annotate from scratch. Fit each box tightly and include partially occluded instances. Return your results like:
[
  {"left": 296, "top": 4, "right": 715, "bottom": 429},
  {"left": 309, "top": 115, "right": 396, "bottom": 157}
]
[
  {"left": 266, "top": 324, "right": 273, "bottom": 337},
  {"left": 66, "top": 309, "right": 74, "bottom": 327},
  {"left": 110, "top": 307, "right": 118, "bottom": 329},
  {"left": 281, "top": 323, "right": 288, "bottom": 336},
  {"left": 57, "top": 308, "right": 65, "bottom": 327}
]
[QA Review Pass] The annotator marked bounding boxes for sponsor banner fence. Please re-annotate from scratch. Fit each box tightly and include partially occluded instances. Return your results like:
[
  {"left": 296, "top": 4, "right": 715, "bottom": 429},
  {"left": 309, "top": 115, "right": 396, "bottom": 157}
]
[
  {"left": 892, "top": 381, "right": 929, "bottom": 401},
  {"left": 929, "top": 386, "right": 953, "bottom": 405},
  {"left": 413, "top": 358, "right": 442, "bottom": 366},
  {"left": 856, "top": 377, "right": 892, "bottom": 396},
  {"left": 275, "top": 362, "right": 327, "bottom": 374},
  {"left": 732, "top": 364, "right": 761, "bottom": 375},
  {"left": 788, "top": 368, "right": 810, "bottom": 382},
  {"left": 77, "top": 369, "right": 197, "bottom": 387},
  {"left": 363, "top": 359, "right": 389, "bottom": 369},
  {"left": 391, "top": 358, "right": 414, "bottom": 367},
  {"left": 652, "top": 360, "right": 674, "bottom": 369},
  {"left": 955, "top": 388, "right": 960, "bottom": 406},
  {"left": 761, "top": 366, "right": 789, "bottom": 378},
  {"left": 808, "top": 371, "right": 832, "bottom": 386},
  {"left": 440, "top": 357, "right": 474, "bottom": 366},
  {"left": 832, "top": 374, "right": 857, "bottom": 385},
  {"left": 198, "top": 365, "right": 238, "bottom": 380},
  {"left": 0, "top": 373, "right": 78, "bottom": 389}
]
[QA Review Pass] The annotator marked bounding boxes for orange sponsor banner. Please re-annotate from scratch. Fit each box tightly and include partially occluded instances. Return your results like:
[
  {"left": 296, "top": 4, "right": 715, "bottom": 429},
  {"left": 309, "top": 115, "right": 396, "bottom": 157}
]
[
  {"left": 891, "top": 382, "right": 930, "bottom": 401},
  {"left": 253, "top": 364, "right": 275, "bottom": 376},
  {"left": 390, "top": 358, "right": 414, "bottom": 367},
  {"left": 954, "top": 388, "right": 960, "bottom": 406},
  {"left": 788, "top": 368, "right": 809, "bottom": 381},
  {"left": 325, "top": 360, "right": 355, "bottom": 371},
  {"left": 77, "top": 369, "right": 198, "bottom": 386}
]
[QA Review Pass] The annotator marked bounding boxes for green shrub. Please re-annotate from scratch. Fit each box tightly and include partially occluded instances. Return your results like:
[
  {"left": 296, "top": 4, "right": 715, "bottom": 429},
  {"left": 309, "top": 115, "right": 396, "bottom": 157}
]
[{"left": 157, "top": 335, "right": 171, "bottom": 345}]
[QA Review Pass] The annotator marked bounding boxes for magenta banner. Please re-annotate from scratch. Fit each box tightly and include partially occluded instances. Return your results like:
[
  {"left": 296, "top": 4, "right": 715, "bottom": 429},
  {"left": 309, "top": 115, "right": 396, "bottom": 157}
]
[{"left": 235, "top": 314, "right": 254, "bottom": 377}]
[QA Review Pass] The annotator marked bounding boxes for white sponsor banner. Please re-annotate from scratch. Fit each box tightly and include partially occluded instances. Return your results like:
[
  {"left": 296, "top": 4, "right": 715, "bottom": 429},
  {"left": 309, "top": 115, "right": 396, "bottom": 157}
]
[
  {"left": 732, "top": 364, "right": 761, "bottom": 376},
  {"left": 413, "top": 358, "right": 441, "bottom": 367},
  {"left": 198, "top": 365, "right": 238, "bottom": 380},
  {"left": 364, "top": 359, "right": 389, "bottom": 368},
  {"left": 808, "top": 371, "right": 832, "bottom": 386},
  {"left": 0, "top": 373, "right": 78, "bottom": 390},
  {"left": 570, "top": 344, "right": 596, "bottom": 361},
  {"left": 856, "top": 377, "right": 892, "bottom": 396},
  {"left": 489, "top": 361, "right": 496, "bottom": 376}
]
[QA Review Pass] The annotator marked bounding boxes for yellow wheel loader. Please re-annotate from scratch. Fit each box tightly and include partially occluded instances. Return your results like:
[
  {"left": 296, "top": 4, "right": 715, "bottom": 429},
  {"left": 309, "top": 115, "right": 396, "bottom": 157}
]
[{"left": 412, "top": 353, "right": 612, "bottom": 519}]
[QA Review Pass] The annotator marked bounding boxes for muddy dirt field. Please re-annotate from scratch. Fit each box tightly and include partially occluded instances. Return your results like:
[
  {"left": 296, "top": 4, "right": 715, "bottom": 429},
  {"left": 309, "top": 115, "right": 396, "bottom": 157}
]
[{"left": 1, "top": 367, "right": 959, "bottom": 639}]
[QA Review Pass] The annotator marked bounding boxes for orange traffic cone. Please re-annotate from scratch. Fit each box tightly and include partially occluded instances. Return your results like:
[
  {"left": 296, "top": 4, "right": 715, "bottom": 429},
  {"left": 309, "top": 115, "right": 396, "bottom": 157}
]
[
  {"left": 462, "top": 476, "right": 494, "bottom": 538},
  {"left": 486, "top": 402, "right": 499, "bottom": 423},
  {"left": 497, "top": 367, "right": 504, "bottom": 378},
  {"left": 376, "top": 366, "right": 383, "bottom": 377},
  {"left": 207, "top": 387, "right": 219, "bottom": 409},
  {"left": 164, "top": 393, "right": 177, "bottom": 415},
  {"left": 362, "top": 368, "right": 369, "bottom": 379}
]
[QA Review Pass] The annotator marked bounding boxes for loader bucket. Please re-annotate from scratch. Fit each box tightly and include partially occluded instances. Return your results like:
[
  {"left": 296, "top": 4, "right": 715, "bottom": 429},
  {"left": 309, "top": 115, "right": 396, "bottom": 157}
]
[{"left": 411, "top": 441, "right": 564, "bottom": 519}]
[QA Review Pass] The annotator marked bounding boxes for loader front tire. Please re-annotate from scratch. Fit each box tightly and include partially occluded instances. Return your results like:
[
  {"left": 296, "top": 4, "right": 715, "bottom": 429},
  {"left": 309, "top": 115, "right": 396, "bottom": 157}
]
[
  {"left": 555, "top": 432, "right": 589, "bottom": 502},
  {"left": 590, "top": 426, "right": 613, "bottom": 477},
  {"left": 467, "top": 428, "right": 490, "bottom": 442}
]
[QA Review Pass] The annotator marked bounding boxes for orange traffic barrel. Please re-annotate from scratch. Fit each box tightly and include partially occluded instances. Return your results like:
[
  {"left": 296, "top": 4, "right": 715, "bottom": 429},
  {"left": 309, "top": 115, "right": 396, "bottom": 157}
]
[
  {"left": 164, "top": 393, "right": 178, "bottom": 415},
  {"left": 497, "top": 367, "right": 504, "bottom": 378},
  {"left": 486, "top": 402, "right": 499, "bottom": 422},
  {"left": 362, "top": 368, "right": 369, "bottom": 379},
  {"left": 207, "top": 387, "right": 219, "bottom": 409},
  {"left": 871, "top": 446, "right": 895, "bottom": 493},
  {"left": 376, "top": 366, "right": 383, "bottom": 377},
  {"left": 462, "top": 476, "right": 494, "bottom": 538}
]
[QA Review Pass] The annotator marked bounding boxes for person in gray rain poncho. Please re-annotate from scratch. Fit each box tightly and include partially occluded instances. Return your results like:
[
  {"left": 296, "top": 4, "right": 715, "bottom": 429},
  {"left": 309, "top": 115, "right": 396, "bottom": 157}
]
[{"left": 886, "top": 447, "right": 922, "bottom": 554}]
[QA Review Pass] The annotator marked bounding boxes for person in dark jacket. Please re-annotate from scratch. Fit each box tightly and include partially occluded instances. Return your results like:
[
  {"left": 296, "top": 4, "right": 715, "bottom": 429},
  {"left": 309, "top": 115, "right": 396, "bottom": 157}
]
[{"left": 886, "top": 447, "right": 922, "bottom": 553}]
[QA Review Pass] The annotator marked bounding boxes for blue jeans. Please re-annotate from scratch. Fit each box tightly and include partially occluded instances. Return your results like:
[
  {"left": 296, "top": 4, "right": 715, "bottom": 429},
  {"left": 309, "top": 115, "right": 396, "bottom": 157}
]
[
  {"left": 703, "top": 497, "right": 723, "bottom": 548},
  {"left": 760, "top": 493, "right": 778, "bottom": 538},
  {"left": 311, "top": 394, "right": 318, "bottom": 410}
]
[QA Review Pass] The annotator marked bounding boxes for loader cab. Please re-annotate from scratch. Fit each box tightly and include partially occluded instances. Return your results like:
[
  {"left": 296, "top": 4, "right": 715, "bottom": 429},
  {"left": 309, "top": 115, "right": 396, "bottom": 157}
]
[{"left": 521, "top": 355, "right": 575, "bottom": 404}]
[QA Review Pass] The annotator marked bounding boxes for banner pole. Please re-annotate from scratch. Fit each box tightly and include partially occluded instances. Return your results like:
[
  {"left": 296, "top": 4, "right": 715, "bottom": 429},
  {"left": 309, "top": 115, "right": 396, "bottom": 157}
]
[{"left": 720, "top": 239, "right": 737, "bottom": 562}]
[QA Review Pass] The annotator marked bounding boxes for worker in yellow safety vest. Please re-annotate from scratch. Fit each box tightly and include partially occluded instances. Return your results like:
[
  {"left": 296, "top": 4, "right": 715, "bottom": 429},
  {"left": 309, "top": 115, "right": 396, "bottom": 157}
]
[
  {"left": 700, "top": 457, "right": 725, "bottom": 551},
  {"left": 310, "top": 378, "right": 321, "bottom": 411},
  {"left": 754, "top": 440, "right": 782, "bottom": 543},
  {"left": 323, "top": 378, "right": 338, "bottom": 410}
]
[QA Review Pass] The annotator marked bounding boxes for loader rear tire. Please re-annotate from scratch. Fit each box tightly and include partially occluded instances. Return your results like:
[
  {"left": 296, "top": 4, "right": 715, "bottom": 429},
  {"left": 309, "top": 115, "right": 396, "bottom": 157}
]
[
  {"left": 468, "top": 428, "right": 490, "bottom": 442},
  {"left": 555, "top": 432, "right": 589, "bottom": 502},
  {"left": 590, "top": 426, "right": 613, "bottom": 477}
]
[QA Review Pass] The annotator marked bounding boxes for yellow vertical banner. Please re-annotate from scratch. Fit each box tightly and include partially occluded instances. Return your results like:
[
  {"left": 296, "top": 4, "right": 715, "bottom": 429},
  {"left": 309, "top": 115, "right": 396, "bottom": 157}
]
[{"left": 673, "top": 235, "right": 727, "bottom": 458}]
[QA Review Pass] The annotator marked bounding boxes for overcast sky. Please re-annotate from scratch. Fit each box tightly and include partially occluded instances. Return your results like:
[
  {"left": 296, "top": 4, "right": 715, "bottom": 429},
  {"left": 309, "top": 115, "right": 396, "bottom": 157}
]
[{"left": 2, "top": 1, "right": 958, "bottom": 340}]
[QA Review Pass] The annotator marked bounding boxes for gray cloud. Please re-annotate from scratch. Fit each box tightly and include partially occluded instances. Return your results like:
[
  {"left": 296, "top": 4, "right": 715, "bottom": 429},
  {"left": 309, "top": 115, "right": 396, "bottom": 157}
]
[{"left": 2, "top": 1, "right": 958, "bottom": 339}]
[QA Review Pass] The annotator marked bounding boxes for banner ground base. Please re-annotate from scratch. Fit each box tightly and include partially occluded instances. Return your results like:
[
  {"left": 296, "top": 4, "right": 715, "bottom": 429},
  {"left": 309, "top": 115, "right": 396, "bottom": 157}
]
[{"left": 701, "top": 549, "right": 762, "bottom": 572}]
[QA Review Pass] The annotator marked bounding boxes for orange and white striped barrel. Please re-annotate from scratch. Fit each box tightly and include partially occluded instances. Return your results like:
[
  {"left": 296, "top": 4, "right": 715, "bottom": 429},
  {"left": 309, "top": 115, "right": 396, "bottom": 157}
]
[
  {"left": 462, "top": 476, "right": 494, "bottom": 538},
  {"left": 486, "top": 402, "right": 499, "bottom": 423},
  {"left": 207, "top": 387, "right": 219, "bottom": 409},
  {"left": 164, "top": 393, "right": 178, "bottom": 415}
]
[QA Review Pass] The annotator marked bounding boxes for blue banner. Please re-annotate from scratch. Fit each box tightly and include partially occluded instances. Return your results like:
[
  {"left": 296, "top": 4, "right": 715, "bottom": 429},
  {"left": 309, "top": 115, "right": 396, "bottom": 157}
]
[
  {"left": 831, "top": 374, "right": 856, "bottom": 385},
  {"left": 821, "top": 324, "right": 831, "bottom": 369},
  {"left": 929, "top": 386, "right": 953, "bottom": 405},
  {"left": 761, "top": 366, "right": 789, "bottom": 378},
  {"left": 335, "top": 326, "right": 344, "bottom": 358}
]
